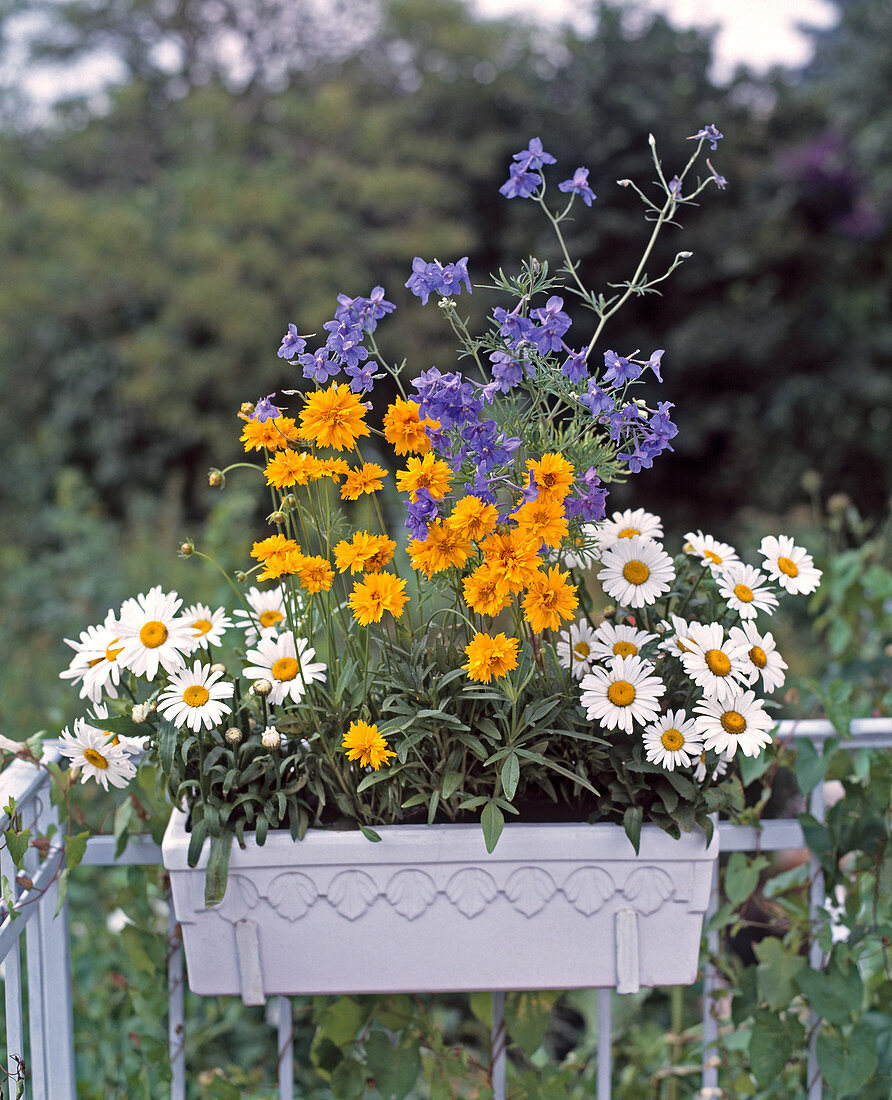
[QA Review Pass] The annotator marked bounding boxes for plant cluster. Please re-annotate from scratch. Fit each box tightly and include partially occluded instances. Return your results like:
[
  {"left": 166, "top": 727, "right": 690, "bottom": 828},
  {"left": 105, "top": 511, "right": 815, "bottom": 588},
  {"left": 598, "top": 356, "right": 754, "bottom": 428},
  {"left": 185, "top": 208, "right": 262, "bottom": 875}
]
[{"left": 44, "top": 127, "right": 817, "bottom": 904}]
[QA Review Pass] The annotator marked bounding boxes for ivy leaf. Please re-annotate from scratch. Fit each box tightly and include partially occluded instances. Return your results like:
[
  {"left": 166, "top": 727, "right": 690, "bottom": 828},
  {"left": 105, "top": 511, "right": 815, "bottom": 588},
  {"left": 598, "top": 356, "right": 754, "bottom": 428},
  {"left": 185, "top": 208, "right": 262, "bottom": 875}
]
[
  {"left": 795, "top": 737, "right": 829, "bottom": 795},
  {"left": 63, "top": 830, "right": 90, "bottom": 871},
  {"left": 749, "top": 1008, "right": 804, "bottom": 1087},
  {"left": 364, "top": 1029, "right": 421, "bottom": 1100},
  {"left": 817, "top": 1019, "right": 878, "bottom": 1094},
  {"left": 754, "top": 937, "right": 805, "bottom": 1011},
  {"left": 796, "top": 961, "right": 864, "bottom": 1026},
  {"left": 3, "top": 827, "right": 30, "bottom": 867},
  {"left": 723, "top": 852, "right": 769, "bottom": 906}
]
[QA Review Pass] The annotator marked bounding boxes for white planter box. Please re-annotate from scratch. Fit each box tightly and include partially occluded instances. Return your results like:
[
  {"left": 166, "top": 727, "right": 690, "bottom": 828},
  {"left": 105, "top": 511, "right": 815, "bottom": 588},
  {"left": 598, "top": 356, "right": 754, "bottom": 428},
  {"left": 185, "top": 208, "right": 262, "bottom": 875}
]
[{"left": 162, "top": 810, "right": 718, "bottom": 1004}]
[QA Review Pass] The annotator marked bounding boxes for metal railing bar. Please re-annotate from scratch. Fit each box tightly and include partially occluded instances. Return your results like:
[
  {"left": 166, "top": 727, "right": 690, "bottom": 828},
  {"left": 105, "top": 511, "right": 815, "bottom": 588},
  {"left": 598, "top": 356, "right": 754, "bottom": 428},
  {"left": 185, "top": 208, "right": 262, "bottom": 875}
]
[
  {"left": 774, "top": 717, "right": 891, "bottom": 742},
  {"left": 597, "top": 987, "right": 612, "bottom": 1100},
  {"left": 277, "top": 998, "right": 294, "bottom": 1100},
  {"left": 491, "top": 991, "right": 506, "bottom": 1100},
  {"left": 167, "top": 905, "right": 186, "bottom": 1100},
  {"left": 82, "top": 835, "right": 163, "bottom": 866},
  {"left": 701, "top": 859, "right": 721, "bottom": 1094},
  {"left": 806, "top": 779, "right": 826, "bottom": 1100},
  {"left": 0, "top": 845, "right": 66, "bottom": 960},
  {"left": 0, "top": 844, "right": 25, "bottom": 1100}
]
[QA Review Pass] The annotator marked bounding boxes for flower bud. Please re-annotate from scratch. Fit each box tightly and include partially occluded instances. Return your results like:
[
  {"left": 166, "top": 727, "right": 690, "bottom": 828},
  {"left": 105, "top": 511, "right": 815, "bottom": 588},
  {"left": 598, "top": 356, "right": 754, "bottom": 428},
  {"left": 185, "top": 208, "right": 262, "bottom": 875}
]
[
  {"left": 261, "top": 726, "right": 281, "bottom": 749},
  {"left": 224, "top": 727, "right": 242, "bottom": 745},
  {"left": 234, "top": 571, "right": 248, "bottom": 583},
  {"left": 210, "top": 663, "right": 227, "bottom": 677},
  {"left": 282, "top": 494, "right": 296, "bottom": 510},
  {"left": 208, "top": 468, "right": 224, "bottom": 488},
  {"left": 131, "top": 703, "right": 150, "bottom": 724},
  {"left": 269, "top": 511, "right": 286, "bottom": 526},
  {"left": 601, "top": 605, "right": 616, "bottom": 621},
  {"left": 800, "top": 469, "right": 822, "bottom": 495},
  {"left": 252, "top": 679, "right": 273, "bottom": 697},
  {"left": 179, "top": 541, "right": 194, "bottom": 557},
  {"left": 240, "top": 402, "right": 255, "bottom": 418}
]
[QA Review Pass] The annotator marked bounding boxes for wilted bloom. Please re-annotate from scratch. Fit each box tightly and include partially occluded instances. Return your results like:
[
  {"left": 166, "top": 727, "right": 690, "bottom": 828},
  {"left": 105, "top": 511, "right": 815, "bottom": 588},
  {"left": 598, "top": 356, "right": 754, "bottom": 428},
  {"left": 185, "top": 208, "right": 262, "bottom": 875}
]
[{"left": 688, "top": 124, "right": 723, "bottom": 150}]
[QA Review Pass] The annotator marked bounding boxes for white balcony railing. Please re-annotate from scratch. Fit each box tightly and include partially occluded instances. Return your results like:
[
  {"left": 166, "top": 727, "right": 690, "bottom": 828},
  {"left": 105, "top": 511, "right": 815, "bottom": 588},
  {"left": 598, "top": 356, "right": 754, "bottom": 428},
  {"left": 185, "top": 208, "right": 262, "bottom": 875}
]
[{"left": 1, "top": 717, "right": 890, "bottom": 1100}]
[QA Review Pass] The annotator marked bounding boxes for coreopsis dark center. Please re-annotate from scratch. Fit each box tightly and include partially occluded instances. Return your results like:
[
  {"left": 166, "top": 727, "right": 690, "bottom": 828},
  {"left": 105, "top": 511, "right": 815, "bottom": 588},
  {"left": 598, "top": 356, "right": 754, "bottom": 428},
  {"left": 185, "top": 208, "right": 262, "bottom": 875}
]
[
  {"left": 607, "top": 680, "right": 635, "bottom": 707},
  {"left": 271, "top": 657, "right": 299, "bottom": 682},
  {"left": 705, "top": 649, "right": 732, "bottom": 677},
  {"left": 623, "top": 560, "right": 649, "bottom": 585},
  {"left": 140, "top": 621, "right": 168, "bottom": 648}
]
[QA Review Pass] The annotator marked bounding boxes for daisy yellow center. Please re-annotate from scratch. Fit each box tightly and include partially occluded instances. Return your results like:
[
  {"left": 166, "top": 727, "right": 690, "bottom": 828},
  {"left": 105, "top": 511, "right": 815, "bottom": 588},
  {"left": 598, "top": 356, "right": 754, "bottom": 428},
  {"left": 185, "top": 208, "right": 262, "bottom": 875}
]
[
  {"left": 749, "top": 645, "right": 767, "bottom": 669},
  {"left": 105, "top": 640, "right": 123, "bottom": 661},
  {"left": 259, "top": 610, "right": 284, "bottom": 628},
  {"left": 613, "top": 641, "right": 638, "bottom": 657},
  {"left": 607, "top": 680, "right": 636, "bottom": 707},
  {"left": 573, "top": 641, "right": 591, "bottom": 659},
  {"left": 705, "top": 550, "right": 723, "bottom": 564},
  {"left": 777, "top": 555, "right": 799, "bottom": 578},
  {"left": 705, "top": 649, "right": 732, "bottom": 677},
  {"left": 83, "top": 748, "right": 109, "bottom": 770},
  {"left": 88, "top": 657, "right": 103, "bottom": 667},
  {"left": 721, "top": 710, "right": 746, "bottom": 735},
  {"left": 271, "top": 657, "right": 299, "bottom": 682},
  {"left": 139, "top": 621, "right": 168, "bottom": 648},
  {"left": 192, "top": 618, "right": 213, "bottom": 635},
  {"left": 661, "top": 728, "right": 684, "bottom": 751},
  {"left": 617, "top": 527, "right": 640, "bottom": 539},
  {"left": 733, "top": 583, "right": 754, "bottom": 603},
  {"left": 623, "top": 560, "right": 649, "bottom": 585},
  {"left": 183, "top": 685, "right": 210, "bottom": 707}
]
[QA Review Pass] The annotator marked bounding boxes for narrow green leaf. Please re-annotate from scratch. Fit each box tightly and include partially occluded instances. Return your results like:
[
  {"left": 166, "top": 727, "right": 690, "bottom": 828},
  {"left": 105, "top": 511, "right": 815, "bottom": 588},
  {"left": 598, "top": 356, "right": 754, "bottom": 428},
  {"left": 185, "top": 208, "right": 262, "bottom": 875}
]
[
  {"left": 204, "top": 832, "right": 233, "bottom": 907},
  {"left": 481, "top": 802, "right": 504, "bottom": 853},
  {"left": 623, "top": 806, "right": 643, "bottom": 854},
  {"left": 501, "top": 753, "right": 520, "bottom": 801},
  {"left": 359, "top": 826, "right": 382, "bottom": 843}
]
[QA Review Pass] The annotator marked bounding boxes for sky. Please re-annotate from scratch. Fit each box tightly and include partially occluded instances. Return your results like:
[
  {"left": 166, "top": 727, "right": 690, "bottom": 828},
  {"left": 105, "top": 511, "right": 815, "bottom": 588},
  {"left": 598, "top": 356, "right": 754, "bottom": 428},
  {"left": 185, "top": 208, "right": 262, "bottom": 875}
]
[{"left": 472, "top": 0, "right": 838, "bottom": 80}]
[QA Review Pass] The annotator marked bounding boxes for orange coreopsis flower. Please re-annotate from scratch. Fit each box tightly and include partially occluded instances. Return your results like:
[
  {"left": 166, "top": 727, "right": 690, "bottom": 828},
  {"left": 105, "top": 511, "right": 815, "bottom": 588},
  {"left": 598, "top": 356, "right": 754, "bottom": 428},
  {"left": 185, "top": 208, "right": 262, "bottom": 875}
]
[
  {"left": 334, "top": 532, "right": 396, "bottom": 574},
  {"left": 408, "top": 522, "right": 472, "bottom": 578},
  {"left": 348, "top": 572, "right": 408, "bottom": 625},
  {"left": 395, "top": 453, "right": 453, "bottom": 501},
  {"left": 513, "top": 495, "right": 569, "bottom": 549},
  {"left": 522, "top": 566, "right": 579, "bottom": 633},
  {"left": 241, "top": 416, "right": 300, "bottom": 453},
  {"left": 462, "top": 565, "right": 512, "bottom": 617},
  {"left": 316, "top": 458, "right": 351, "bottom": 482},
  {"left": 480, "top": 530, "right": 540, "bottom": 593},
  {"left": 298, "top": 384, "right": 370, "bottom": 451},
  {"left": 251, "top": 534, "right": 299, "bottom": 563},
  {"left": 446, "top": 496, "right": 499, "bottom": 543},
  {"left": 464, "top": 632, "right": 519, "bottom": 683},
  {"left": 340, "top": 463, "right": 387, "bottom": 501},
  {"left": 257, "top": 546, "right": 304, "bottom": 581},
  {"left": 341, "top": 721, "right": 396, "bottom": 771},
  {"left": 297, "top": 555, "right": 335, "bottom": 593},
  {"left": 382, "top": 397, "right": 438, "bottom": 455},
  {"left": 264, "top": 449, "right": 323, "bottom": 489},
  {"left": 527, "top": 453, "right": 575, "bottom": 502}
]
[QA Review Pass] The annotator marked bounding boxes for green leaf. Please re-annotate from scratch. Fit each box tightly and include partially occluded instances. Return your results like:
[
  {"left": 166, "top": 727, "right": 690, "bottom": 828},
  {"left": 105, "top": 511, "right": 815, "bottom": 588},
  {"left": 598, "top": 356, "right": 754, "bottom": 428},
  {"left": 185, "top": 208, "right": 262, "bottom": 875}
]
[
  {"left": 623, "top": 805, "right": 643, "bottom": 854},
  {"left": 749, "top": 1009, "right": 804, "bottom": 1087},
  {"left": 364, "top": 1029, "right": 421, "bottom": 1100},
  {"left": 204, "top": 831, "right": 233, "bottom": 907},
  {"left": 501, "top": 753, "right": 520, "bottom": 801},
  {"left": 723, "top": 852, "right": 769, "bottom": 906},
  {"left": 316, "top": 996, "right": 367, "bottom": 1047},
  {"left": 359, "top": 826, "right": 382, "bottom": 842},
  {"left": 795, "top": 737, "right": 829, "bottom": 795},
  {"left": 331, "top": 1058, "right": 367, "bottom": 1099},
  {"left": 158, "top": 720, "right": 178, "bottom": 776},
  {"left": 3, "top": 827, "right": 30, "bottom": 867},
  {"left": 505, "top": 991, "right": 558, "bottom": 1055},
  {"left": 817, "top": 1020, "right": 879, "bottom": 1094},
  {"left": 796, "top": 961, "right": 863, "bottom": 1026},
  {"left": 187, "top": 819, "right": 208, "bottom": 867},
  {"left": 63, "top": 830, "right": 90, "bottom": 871},
  {"left": 481, "top": 802, "right": 504, "bottom": 853},
  {"left": 754, "top": 937, "right": 805, "bottom": 1011},
  {"left": 54, "top": 867, "right": 69, "bottom": 917},
  {"left": 469, "top": 991, "right": 492, "bottom": 1026},
  {"left": 738, "top": 751, "right": 772, "bottom": 787},
  {"left": 440, "top": 771, "right": 463, "bottom": 799}
]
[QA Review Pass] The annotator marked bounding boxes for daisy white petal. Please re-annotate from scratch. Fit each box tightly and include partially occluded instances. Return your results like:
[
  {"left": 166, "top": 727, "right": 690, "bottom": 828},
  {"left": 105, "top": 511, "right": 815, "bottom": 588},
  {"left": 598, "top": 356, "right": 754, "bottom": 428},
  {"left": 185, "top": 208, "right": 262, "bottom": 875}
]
[
  {"left": 683, "top": 530, "right": 740, "bottom": 572},
  {"left": 115, "top": 589, "right": 194, "bottom": 680},
  {"left": 243, "top": 631, "right": 326, "bottom": 706},
  {"left": 179, "top": 604, "right": 233, "bottom": 651},
  {"left": 693, "top": 690, "right": 775, "bottom": 758},
  {"left": 233, "top": 585, "right": 291, "bottom": 645},
  {"left": 579, "top": 654, "right": 665, "bottom": 735},
  {"left": 556, "top": 619, "right": 599, "bottom": 679},
  {"left": 60, "top": 610, "right": 124, "bottom": 704},
  {"left": 728, "top": 622, "right": 788, "bottom": 693},
  {"left": 590, "top": 621, "right": 657, "bottom": 662},
  {"left": 759, "top": 535, "right": 822, "bottom": 595},
  {"left": 597, "top": 507, "right": 664, "bottom": 551},
  {"left": 57, "top": 718, "right": 138, "bottom": 791},
  {"left": 642, "top": 710, "right": 702, "bottom": 771},
  {"left": 157, "top": 661, "right": 234, "bottom": 732},
  {"left": 680, "top": 622, "right": 751, "bottom": 705},
  {"left": 597, "top": 535, "right": 675, "bottom": 609},
  {"left": 716, "top": 562, "right": 779, "bottom": 619}
]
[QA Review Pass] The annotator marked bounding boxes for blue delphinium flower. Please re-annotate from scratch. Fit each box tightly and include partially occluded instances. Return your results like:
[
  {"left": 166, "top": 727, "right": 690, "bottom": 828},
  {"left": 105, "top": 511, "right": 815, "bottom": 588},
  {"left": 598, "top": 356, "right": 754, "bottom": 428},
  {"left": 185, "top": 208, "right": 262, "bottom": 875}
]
[
  {"left": 299, "top": 348, "right": 341, "bottom": 384},
  {"left": 344, "top": 362, "right": 376, "bottom": 394},
  {"left": 602, "top": 351, "right": 641, "bottom": 387},
  {"left": 412, "top": 369, "right": 482, "bottom": 430},
  {"left": 561, "top": 348, "right": 589, "bottom": 385},
  {"left": 558, "top": 168, "right": 597, "bottom": 207},
  {"left": 688, "top": 124, "right": 723, "bottom": 150},
  {"left": 512, "top": 137, "right": 557, "bottom": 172},
  {"left": 336, "top": 286, "right": 395, "bottom": 330},
  {"left": 529, "top": 296, "right": 571, "bottom": 353},
  {"left": 253, "top": 394, "right": 282, "bottom": 422},
  {"left": 578, "top": 380, "right": 613, "bottom": 416},
  {"left": 707, "top": 161, "right": 728, "bottom": 191},
  {"left": 405, "top": 258, "right": 472, "bottom": 305},
  {"left": 405, "top": 489, "right": 440, "bottom": 539},
  {"left": 499, "top": 164, "right": 542, "bottom": 200},
  {"left": 324, "top": 318, "right": 368, "bottom": 369},
  {"left": 564, "top": 468, "right": 608, "bottom": 522},
  {"left": 489, "top": 349, "right": 526, "bottom": 393},
  {"left": 645, "top": 349, "right": 665, "bottom": 382},
  {"left": 277, "top": 323, "right": 306, "bottom": 360},
  {"left": 493, "top": 306, "right": 534, "bottom": 346}
]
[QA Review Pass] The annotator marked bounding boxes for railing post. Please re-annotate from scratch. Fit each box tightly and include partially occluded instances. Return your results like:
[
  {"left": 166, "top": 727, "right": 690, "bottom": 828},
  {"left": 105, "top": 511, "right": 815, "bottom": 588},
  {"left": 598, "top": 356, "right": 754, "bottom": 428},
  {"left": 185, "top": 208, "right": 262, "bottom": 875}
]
[
  {"left": 597, "top": 987, "right": 612, "bottom": 1100},
  {"left": 491, "top": 991, "right": 506, "bottom": 1100},
  {"left": 277, "top": 997, "right": 294, "bottom": 1100},
  {"left": 168, "top": 905, "right": 186, "bottom": 1100},
  {"left": 806, "top": 778, "right": 827, "bottom": 1100},
  {"left": 0, "top": 844, "right": 25, "bottom": 1100},
  {"left": 701, "top": 858, "right": 721, "bottom": 1093}
]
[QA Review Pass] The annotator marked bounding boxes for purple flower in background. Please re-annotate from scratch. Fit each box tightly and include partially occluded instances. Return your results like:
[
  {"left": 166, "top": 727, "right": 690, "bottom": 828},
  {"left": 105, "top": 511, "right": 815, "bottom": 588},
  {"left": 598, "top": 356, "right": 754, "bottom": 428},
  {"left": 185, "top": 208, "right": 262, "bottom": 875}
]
[
  {"left": 688, "top": 124, "right": 723, "bottom": 151},
  {"left": 489, "top": 349, "right": 525, "bottom": 392},
  {"left": 344, "top": 362, "right": 376, "bottom": 393},
  {"left": 564, "top": 468, "right": 608, "bottom": 522},
  {"left": 530, "top": 296, "right": 571, "bottom": 353},
  {"left": 336, "top": 286, "right": 395, "bottom": 330},
  {"left": 493, "top": 306, "right": 534, "bottom": 346},
  {"left": 253, "top": 394, "right": 281, "bottom": 423},
  {"left": 668, "top": 176, "right": 683, "bottom": 199},
  {"left": 558, "top": 168, "right": 597, "bottom": 207},
  {"left": 647, "top": 401, "right": 678, "bottom": 448},
  {"left": 324, "top": 318, "right": 368, "bottom": 368},
  {"left": 439, "top": 257, "right": 472, "bottom": 296},
  {"left": 707, "top": 160, "right": 727, "bottom": 191},
  {"left": 299, "top": 348, "right": 341, "bottom": 384},
  {"left": 512, "top": 137, "right": 557, "bottom": 172},
  {"left": 602, "top": 351, "right": 641, "bottom": 386},
  {"left": 578, "top": 380, "right": 613, "bottom": 416},
  {"left": 645, "top": 349, "right": 665, "bottom": 382},
  {"left": 499, "top": 164, "right": 542, "bottom": 200},
  {"left": 277, "top": 323, "right": 306, "bottom": 360},
  {"left": 405, "top": 258, "right": 472, "bottom": 304},
  {"left": 405, "top": 488, "right": 440, "bottom": 539},
  {"left": 412, "top": 369, "right": 482, "bottom": 429},
  {"left": 561, "top": 348, "right": 589, "bottom": 385}
]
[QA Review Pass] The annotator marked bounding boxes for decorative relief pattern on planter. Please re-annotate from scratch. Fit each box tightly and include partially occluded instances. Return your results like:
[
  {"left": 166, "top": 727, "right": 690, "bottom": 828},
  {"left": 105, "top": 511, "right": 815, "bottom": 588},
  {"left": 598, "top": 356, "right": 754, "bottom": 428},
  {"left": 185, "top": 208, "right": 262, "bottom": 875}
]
[{"left": 189, "top": 861, "right": 681, "bottom": 924}]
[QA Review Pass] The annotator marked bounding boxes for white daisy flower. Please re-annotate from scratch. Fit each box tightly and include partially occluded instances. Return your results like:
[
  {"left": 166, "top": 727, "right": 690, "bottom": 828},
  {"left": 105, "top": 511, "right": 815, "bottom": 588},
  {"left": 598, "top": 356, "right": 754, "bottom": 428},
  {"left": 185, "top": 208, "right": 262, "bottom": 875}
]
[
  {"left": 60, "top": 610, "right": 124, "bottom": 704},
  {"left": 157, "top": 662, "right": 234, "bottom": 732},
  {"left": 759, "top": 535, "right": 822, "bottom": 595},
  {"left": 57, "top": 718, "right": 138, "bottom": 791},
  {"left": 89, "top": 702, "right": 150, "bottom": 756},
  {"left": 556, "top": 619, "right": 599, "bottom": 679},
  {"left": 683, "top": 530, "right": 740, "bottom": 572},
  {"left": 590, "top": 621, "right": 657, "bottom": 662},
  {"left": 716, "top": 562, "right": 779, "bottom": 619},
  {"left": 179, "top": 604, "right": 233, "bottom": 652},
  {"left": 597, "top": 507, "right": 664, "bottom": 550},
  {"left": 579, "top": 654, "right": 665, "bottom": 735},
  {"left": 728, "top": 622, "right": 788, "bottom": 693},
  {"left": 693, "top": 748, "right": 732, "bottom": 783},
  {"left": 597, "top": 536, "right": 675, "bottom": 609},
  {"left": 243, "top": 631, "right": 327, "bottom": 706},
  {"left": 642, "top": 710, "right": 703, "bottom": 771},
  {"left": 562, "top": 524, "right": 601, "bottom": 570},
  {"left": 693, "top": 689, "right": 776, "bottom": 758},
  {"left": 657, "top": 614, "right": 701, "bottom": 659},
  {"left": 115, "top": 588, "right": 194, "bottom": 681},
  {"left": 680, "top": 622, "right": 750, "bottom": 704},
  {"left": 234, "top": 585, "right": 290, "bottom": 645}
]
